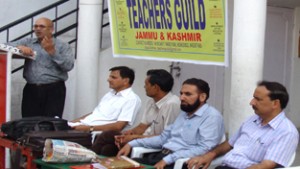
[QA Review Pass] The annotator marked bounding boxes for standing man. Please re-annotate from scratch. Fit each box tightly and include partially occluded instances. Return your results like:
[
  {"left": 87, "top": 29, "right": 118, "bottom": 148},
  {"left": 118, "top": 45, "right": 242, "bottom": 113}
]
[
  {"left": 118, "top": 78, "right": 225, "bottom": 169},
  {"left": 187, "top": 81, "right": 299, "bottom": 169},
  {"left": 8, "top": 17, "right": 75, "bottom": 118},
  {"left": 69, "top": 66, "right": 141, "bottom": 137},
  {"left": 92, "top": 69, "right": 181, "bottom": 156}
]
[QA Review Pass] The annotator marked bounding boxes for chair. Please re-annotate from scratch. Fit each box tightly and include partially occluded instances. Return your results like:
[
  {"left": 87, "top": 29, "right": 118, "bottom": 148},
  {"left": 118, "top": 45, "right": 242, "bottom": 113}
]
[
  {"left": 131, "top": 147, "right": 161, "bottom": 158},
  {"left": 173, "top": 135, "right": 226, "bottom": 169},
  {"left": 130, "top": 134, "right": 226, "bottom": 167},
  {"left": 276, "top": 151, "right": 296, "bottom": 168},
  {"left": 131, "top": 135, "right": 295, "bottom": 169},
  {"left": 173, "top": 151, "right": 296, "bottom": 169}
]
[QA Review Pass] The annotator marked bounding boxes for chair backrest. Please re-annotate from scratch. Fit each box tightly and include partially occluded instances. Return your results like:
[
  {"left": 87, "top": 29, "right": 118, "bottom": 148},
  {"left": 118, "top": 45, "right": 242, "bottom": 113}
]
[
  {"left": 276, "top": 151, "right": 296, "bottom": 168},
  {"left": 287, "top": 151, "right": 296, "bottom": 167},
  {"left": 173, "top": 134, "right": 227, "bottom": 169},
  {"left": 220, "top": 134, "right": 226, "bottom": 143}
]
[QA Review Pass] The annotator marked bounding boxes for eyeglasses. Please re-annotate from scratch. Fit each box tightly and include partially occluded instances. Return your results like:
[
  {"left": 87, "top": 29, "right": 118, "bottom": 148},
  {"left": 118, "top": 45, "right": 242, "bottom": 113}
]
[{"left": 33, "top": 24, "right": 50, "bottom": 29}]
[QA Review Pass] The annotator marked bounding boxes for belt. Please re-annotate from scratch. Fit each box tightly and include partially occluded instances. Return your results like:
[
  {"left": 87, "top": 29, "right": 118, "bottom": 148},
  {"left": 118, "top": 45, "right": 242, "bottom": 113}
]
[
  {"left": 161, "top": 148, "right": 173, "bottom": 155},
  {"left": 27, "top": 81, "right": 64, "bottom": 87}
]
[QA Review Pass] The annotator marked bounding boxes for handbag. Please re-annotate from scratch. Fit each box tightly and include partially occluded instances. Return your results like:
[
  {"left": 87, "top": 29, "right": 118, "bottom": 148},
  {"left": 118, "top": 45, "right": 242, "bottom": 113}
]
[{"left": 0, "top": 116, "right": 70, "bottom": 140}]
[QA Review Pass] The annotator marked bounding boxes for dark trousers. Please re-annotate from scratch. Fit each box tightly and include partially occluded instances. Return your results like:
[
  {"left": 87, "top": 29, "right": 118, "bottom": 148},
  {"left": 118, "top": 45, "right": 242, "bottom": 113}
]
[
  {"left": 22, "top": 81, "right": 66, "bottom": 118},
  {"left": 215, "top": 166, "right": 235, "bottom": 169},
  {"left": 133, "top": 151, "right": 174, "bottom": 169},
  {"left": 92, "top": 130, "right": 121, "bottom": 156},
  {"left": 215, "top": 164, "right": 283, "bottom": 169}
]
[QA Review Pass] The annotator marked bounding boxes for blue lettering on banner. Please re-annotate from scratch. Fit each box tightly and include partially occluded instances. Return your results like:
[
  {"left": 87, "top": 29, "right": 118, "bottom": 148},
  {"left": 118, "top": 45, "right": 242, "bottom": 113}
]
[{"left": 126, "top": 0, "right": 206, "bottom": 30}]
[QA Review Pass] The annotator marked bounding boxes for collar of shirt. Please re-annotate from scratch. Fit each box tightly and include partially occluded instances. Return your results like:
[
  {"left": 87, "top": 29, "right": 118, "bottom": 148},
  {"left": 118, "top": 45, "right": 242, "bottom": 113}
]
[
  {"left": 111, "top": 87, "right": 133, "bottom": 97},
  {"left": 33, "top": 38, "right": 39, "bottom": 43},
  {"left": 155, "top": 92, "right": 173, "bottom": 109},
  {"left": 32, "top": 37, "right": 56, "bottom": 44},
  {"left": 253, "top": 111, "right": 286, "bottom": 129},
  {"left": 184, "top": 103, "right": 209, "bottom": 119}
]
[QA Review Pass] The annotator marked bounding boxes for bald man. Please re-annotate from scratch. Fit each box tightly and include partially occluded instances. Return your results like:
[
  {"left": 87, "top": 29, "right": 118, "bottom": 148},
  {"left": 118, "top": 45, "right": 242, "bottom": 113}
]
[{"left": 8, "top": 17, "right": 75, "bottom": 118}]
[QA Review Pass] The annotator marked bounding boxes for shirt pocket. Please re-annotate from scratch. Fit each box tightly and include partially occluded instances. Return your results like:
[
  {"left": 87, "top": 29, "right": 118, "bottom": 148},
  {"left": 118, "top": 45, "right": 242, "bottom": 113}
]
[
  {"left": 181, "top": 124, "right": 198, "bottom": 145},
  {"left": 246, "top": 136, "right": 270, "bottom": 162}
]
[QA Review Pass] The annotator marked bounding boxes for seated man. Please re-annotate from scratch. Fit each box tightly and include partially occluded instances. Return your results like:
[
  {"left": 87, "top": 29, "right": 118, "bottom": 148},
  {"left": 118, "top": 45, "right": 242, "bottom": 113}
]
[
  {"left": 92, "top": 69, "right": 181, "bottom": 156},
  {"left": 187, "top": 81, "right": 299, "bottom": 169},
  {"left": 118, "top": 78, "right": 225, "bottom": 169},
  {"left": 69, "top": 66, "right": 141, "bottom": 138}
]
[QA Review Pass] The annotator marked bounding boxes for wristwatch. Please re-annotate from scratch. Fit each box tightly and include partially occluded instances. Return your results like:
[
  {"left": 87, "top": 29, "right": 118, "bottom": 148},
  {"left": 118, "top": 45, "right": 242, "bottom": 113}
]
[{"left": 89, "top": 126, "right": 94, "bottom": 133}]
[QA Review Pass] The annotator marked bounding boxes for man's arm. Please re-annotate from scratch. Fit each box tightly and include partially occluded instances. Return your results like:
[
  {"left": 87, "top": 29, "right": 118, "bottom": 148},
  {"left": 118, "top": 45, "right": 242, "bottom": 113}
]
[
  {"left": 115, "top": 123, "right": 150, "bottom": 147},
  {"left": 71, "top": 113, "right": 92, "bottom": 123},
  {"left": 187, "top": 141, "right": 232, "bottom": 169},
  {"left": 124, "top": 123, "right": 149, "bottom": 135},
  {"left": 73, "top": 121, "right": 128, "bottom": 132}
]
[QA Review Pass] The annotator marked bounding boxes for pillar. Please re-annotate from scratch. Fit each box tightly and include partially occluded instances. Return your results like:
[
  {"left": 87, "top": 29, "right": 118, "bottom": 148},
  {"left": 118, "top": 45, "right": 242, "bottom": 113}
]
[
  {"left": 76, "top": 0, "right": 103, "bottom": 115},
  {"left": 228, "top": 0, "right": 267, "bottom": 136}
]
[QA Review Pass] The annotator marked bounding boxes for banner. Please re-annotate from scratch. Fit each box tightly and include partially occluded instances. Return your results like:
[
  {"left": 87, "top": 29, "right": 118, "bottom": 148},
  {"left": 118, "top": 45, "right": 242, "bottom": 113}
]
[{"left": 108, "top": 0, "right": 227, "bottom": 66}]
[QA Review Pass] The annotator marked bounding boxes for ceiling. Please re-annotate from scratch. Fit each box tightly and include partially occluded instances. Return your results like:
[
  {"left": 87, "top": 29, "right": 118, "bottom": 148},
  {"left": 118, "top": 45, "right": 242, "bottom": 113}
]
[{"left": 268, "top": 0, "right": 300, "bottom": 9}]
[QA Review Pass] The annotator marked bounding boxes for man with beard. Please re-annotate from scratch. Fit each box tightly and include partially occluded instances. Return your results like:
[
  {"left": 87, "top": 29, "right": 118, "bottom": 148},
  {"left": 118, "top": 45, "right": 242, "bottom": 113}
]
[
  {"left": 187, "top": 81, "right": 299, "bottom": 169},
  {"left": 117, "top": 78, "right": 225, "bottom": 169}
]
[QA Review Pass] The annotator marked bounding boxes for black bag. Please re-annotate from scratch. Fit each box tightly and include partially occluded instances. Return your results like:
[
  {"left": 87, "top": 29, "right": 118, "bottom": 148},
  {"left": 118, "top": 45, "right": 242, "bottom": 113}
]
[
  {"left": 19, "top": 130, "right": 92, "bottom": 158},
  {"left": 0, "top": 116, "right": 70, "bottom": 140}
]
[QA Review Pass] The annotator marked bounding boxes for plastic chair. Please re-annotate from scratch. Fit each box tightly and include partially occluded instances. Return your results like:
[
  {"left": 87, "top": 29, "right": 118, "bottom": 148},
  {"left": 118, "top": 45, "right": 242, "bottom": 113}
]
[
  {"left": 130, "top": 134, "right": 226, "bottom": 164},
  {"left": 174, "top": 147, "right": 296, "bottom": 169},
  {"left": 131, "top": 135, "right": 295, "bottom": 169},
  {"left": 131, "top": 147, "right": 161, "bottom": 158},
  {"left": 276, "top": 151, "right": 296, "bottom": 168},
  {"left": 173, "top": 135, "right": 226, "bottom": 169}
]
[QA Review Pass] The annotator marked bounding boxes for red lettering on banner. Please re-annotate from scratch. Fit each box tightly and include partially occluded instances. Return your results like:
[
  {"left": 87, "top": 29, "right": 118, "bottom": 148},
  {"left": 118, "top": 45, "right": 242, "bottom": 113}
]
[
  {"left": 135, "top": 31, "right": 158, "bottom": 40},
  {"left": 167, "top": 32, "right": 201, "bottom": 41}
]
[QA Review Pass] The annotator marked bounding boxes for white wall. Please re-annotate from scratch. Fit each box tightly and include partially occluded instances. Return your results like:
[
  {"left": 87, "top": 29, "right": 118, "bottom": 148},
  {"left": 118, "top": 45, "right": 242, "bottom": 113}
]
[
  {"left": 289, "top": 7, "right": 300, "bottom": 126},
  {"left": 0, "top": 0, "right": 58, "bottom": 26}
]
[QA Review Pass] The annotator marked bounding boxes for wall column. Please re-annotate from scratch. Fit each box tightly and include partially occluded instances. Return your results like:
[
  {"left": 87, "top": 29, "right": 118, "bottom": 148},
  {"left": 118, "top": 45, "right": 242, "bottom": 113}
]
[
  {"left": 76, "top": 0, "right": 102, "bottom": 116},
  {"left": 228, "top": 0, "right": 267, "bottom": 136}
]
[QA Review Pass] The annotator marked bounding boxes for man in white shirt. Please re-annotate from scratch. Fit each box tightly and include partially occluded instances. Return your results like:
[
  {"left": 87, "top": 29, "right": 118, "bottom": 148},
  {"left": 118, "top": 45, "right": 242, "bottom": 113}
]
[
  {"left": 69, "top": 66, "right": 141, "bottom": 136},
  {"left": 92, "top": 69, "right": 181, "bottom": 156}
]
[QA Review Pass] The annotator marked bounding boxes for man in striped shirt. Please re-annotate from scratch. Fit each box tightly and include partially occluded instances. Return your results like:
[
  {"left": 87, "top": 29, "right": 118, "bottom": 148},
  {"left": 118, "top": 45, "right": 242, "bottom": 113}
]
[{"left": 187, "top": 81, "right": 299, "bottom": 169}]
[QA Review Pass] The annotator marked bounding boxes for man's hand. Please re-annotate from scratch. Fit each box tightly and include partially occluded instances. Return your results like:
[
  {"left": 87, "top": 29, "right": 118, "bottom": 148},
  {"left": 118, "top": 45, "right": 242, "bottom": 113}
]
[
  {"left": 115, "top": 135, "right": 137, "bottom": 149},
  {"left": 115, "top": 135, "right": 125, "bottom": 149},
  {"left": 154, "top": 160, "right": 167, "bottom": 169},
  {"left": 122, "top": 129, "right": 134, "bottom": 135},
  {"left": 41, "top": 36, "right": 55, "bottom": 55},
  {"left": 187, "top": 154, "right": 213, "bottom": 169},
  {"left": 117, "top": 144, "right": 132, "bottom": 157},
  {"left": 17, "top": 46, "right": 35, "bottom": 57}
]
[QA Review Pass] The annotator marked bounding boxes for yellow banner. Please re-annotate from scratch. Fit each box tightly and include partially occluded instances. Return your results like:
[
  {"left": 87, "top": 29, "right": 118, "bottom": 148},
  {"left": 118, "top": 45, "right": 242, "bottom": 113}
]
[{"left": 109, "top": 0, "right": 226, "bottom": 66}]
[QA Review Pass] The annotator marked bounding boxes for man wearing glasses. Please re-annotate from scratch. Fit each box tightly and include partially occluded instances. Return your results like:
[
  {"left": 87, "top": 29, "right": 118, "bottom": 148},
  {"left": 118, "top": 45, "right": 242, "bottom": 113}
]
[{"left": 7, "top": 17, "right": 75, "bottom": 118}]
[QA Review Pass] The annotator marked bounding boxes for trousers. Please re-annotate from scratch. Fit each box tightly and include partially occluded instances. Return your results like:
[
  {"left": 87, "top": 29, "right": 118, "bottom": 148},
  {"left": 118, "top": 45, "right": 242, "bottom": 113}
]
[
  {"left": 22, "top": 81, "right": 66, "bottom": 118},
  {"left": 92, "top": 130, "right": 121, "bottom": 156}
]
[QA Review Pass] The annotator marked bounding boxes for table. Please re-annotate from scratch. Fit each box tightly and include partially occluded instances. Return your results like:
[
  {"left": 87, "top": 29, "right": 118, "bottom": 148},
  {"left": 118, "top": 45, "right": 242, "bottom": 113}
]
[
  {"left": 34, "top": 158, "right": 155, "bottom": 169},
  {"left": 0, "top": 136, "right": 36, "bottom": 169}
]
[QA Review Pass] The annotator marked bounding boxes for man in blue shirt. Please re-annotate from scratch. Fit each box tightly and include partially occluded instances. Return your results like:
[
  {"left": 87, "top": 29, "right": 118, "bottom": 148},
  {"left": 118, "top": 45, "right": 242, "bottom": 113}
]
[
  {"left": 187, "top": 81, "right": 299, "bottom": 169},
  {"left": 118, "top": 78, "right": 225, "bottom": 169}
]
